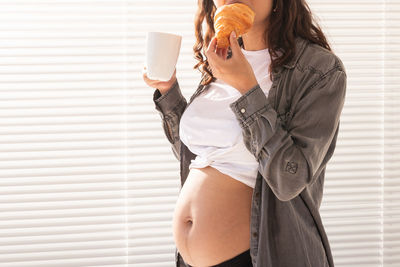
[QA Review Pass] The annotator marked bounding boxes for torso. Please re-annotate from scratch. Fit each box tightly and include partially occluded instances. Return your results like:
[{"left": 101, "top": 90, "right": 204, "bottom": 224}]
[
  {"left": 172, "top": 165, "right": 254, "bottom": 267},
  {"left": 171, "top": 48, "right": 271, "bottom": 267}
]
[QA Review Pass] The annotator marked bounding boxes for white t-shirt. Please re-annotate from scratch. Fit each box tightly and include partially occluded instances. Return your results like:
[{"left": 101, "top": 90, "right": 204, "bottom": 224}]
[{"left": 179, "top": 47, "right": 272, "bottom": 189}]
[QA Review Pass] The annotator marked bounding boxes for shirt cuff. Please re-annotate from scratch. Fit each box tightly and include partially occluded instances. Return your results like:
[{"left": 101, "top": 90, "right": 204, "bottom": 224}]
[
  {"left": 153, "top": 79, "right": 185, "bottom": 115},
  {"left": 229, "top": 83, "right": 271, "bottom": 127}
]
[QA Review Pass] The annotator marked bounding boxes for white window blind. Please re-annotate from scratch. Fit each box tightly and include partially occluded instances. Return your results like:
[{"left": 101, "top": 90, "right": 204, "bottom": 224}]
[
  {"left": 383, "top": 0, "right": 399, "bottom": 265},
  {"left": 129, "top": 1, "right": 199, "bottom": 266},
  {"left": 0, "top": 0, "right": 130, "bottom": 266},
  {"left": 308, "top": 0, "right": 400, "bottom": 266}
]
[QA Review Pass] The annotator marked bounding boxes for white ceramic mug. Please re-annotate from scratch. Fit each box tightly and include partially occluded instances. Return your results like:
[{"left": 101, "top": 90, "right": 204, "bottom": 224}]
[{"left": 145, "top": 31, "right": 182, "bottom": 81}]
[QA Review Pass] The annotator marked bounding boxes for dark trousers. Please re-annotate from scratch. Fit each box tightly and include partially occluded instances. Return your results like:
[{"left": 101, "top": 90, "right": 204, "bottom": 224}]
[{"left": 188, "top": 249, "right": 252, "bottom": 267}]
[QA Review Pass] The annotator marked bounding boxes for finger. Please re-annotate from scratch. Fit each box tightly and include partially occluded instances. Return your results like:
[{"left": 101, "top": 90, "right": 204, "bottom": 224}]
[
  {"left": 142, "top": 70, "right": 149, "bottom": 80},
  {"left": 207, "top": 40, "right": 224, "bottom": 65},
  {"left": 142, "top": 67, "right": 153, "bottom": 82},
  {"left": 229, "top": 31, "right": 239, "bottom": 53},
  {"left": 217, "top": 47, "right": 224, "bottom": 58},
  {"left": 216, "top": 47, "right": 221, "bottom": 57},
  {"left": 206, "top": 36, "right": 217, "bottom": 55},
  {"left": 222, "top": 48, "right": 228, "bottom": 60}
]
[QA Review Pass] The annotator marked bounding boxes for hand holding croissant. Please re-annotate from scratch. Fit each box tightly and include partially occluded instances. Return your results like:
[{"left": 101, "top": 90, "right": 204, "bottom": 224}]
[{"left": 205, "top": 31, "right": 258, "bottom": 95}]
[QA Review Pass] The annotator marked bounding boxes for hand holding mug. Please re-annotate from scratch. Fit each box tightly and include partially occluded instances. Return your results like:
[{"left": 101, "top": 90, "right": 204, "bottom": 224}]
[{"left": 142, "top": 65, "right": 177, "bottom": 95}]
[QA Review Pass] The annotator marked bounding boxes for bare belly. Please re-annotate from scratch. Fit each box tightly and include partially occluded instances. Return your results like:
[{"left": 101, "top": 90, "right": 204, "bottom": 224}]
[{"left": 172, "top": 165, "right": 254, "bottom": 267}]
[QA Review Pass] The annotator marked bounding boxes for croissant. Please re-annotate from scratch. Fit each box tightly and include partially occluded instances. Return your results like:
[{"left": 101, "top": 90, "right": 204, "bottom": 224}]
[{"left": 213, "top": 3, "right": 255, "bottom": 49}]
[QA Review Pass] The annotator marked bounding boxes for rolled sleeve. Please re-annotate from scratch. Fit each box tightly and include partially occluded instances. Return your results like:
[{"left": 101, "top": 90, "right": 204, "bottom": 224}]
[
  {"left": 153, "top": 79, "right": 185, "bottom": 116},
  {"left": 152, "top": 79, "right": 187, "bottom": 161},
  {"left": 229, "top": 83, "right": 271, "bottom": 127},
  {"left": 229, "top": 68, "right": 347, "bottom": 201}
]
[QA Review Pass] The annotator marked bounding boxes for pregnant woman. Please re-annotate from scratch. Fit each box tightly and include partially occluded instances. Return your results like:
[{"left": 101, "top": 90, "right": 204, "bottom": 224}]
[{"left": 143, "top": 0, "right": 347, "bottom": 266}]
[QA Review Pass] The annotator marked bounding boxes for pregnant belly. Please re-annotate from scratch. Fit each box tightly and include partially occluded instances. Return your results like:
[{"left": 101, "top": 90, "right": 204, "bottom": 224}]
[{"left": 172, "top": 165, "right": 254, "bottom": 267}]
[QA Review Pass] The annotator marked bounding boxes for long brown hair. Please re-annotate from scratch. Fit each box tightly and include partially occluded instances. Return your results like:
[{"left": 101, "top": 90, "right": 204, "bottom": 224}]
[{"left": 193, "top": 0, "right": 332, "bottom": 85}]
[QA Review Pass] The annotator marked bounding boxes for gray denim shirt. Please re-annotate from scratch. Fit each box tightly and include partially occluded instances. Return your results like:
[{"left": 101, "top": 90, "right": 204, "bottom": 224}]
[{"left": 153, "top": 36, "right": 347, "bottom": 267}]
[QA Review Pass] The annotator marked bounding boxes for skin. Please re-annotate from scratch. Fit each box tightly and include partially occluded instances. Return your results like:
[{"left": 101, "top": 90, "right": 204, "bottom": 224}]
[
  {"left": 209, "top": 0, "right": 274, "bottom": 94},
  {"left": 142, "top": 0, "right": 273, "bottom": 94},
  {"left": 142, "top": 66, "right": 177, "bottom": 95}
]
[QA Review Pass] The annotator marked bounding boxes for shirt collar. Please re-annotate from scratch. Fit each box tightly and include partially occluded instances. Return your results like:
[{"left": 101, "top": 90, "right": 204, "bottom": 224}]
[
  {"left": 269, "top": 36, "right": 309, "bottom": 77},
  {"left": 282, "top": 36, "right": 308, "bottom": 69}
]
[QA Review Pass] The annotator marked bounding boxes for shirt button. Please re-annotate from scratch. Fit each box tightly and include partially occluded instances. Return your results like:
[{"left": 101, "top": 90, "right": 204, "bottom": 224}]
[
  {"left": 252, "top": 232, "right": 258, "bottom": 238},
  {"left": 240, "top": 108, "right": 246, "bottom": 113}
]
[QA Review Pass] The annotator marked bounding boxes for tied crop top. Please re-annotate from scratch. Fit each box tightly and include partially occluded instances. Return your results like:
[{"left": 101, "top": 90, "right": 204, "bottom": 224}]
[{"left": 179, "top": 47, "right": 272, "bottom": 189}]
